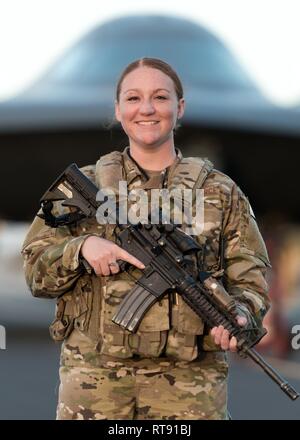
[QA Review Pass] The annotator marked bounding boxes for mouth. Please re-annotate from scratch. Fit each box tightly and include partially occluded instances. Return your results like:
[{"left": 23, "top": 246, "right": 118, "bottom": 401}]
[{"left": 135, "top": 121, "right": 159, "bottom": 126}]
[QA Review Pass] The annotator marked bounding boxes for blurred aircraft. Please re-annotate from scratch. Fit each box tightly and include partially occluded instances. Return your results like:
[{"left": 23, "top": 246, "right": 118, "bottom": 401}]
[{"left": 0, "top": 14, "right": 300, "bottom": 220}]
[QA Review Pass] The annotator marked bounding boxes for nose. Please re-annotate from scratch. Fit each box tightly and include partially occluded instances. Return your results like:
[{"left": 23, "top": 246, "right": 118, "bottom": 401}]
[{"left": 139, "top": 98, "right": 155, "bottom": 115}]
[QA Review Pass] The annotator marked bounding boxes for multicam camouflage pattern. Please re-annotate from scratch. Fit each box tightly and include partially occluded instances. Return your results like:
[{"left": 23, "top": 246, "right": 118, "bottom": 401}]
[
  {"left": 56, "top": 349, "right": 228, "bottom": 420},
  {"left": 21, "top": 147, "right": 271, "bottom": 419}
]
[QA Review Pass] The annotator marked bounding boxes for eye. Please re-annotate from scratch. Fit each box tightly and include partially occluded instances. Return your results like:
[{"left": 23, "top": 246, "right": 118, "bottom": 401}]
[
  {"left": 156, "top": 95, "right": 167, "bottom": 100},
  {"left": 127, "top": 96, "right": 139, "bottom": 101}
]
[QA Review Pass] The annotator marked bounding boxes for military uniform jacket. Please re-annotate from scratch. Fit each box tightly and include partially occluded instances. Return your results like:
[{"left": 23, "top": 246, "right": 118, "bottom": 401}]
[{"left": 21, "top": 147, "right": 271, "bottom": 368}]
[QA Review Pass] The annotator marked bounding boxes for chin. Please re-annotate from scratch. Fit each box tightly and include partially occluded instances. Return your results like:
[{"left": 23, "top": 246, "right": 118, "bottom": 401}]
[{"left": 137, "top": 137, "right": 162, "bottom": 147}]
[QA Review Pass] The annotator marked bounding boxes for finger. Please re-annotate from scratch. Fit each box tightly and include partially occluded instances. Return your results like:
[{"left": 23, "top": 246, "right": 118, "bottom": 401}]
[
  {"left": 220, "top": 329, "right": 230, "bottom": 350},
  {"left": 94, "top": 265, "right": 102, "bottom": 277},
  {"left": 109, "top": 262, "right": 120, "bottom": 274},
  {"left": 213, "top": 326, "right": 222, "bottom": 345},
  {"left": 214, "top": 326, "right": 224, "bottom": 345},
  {"left": 118, "top": 249, "right": 145, "bottom": 269},
  {"left": 210, "top": 327, "right": 217, "bottom": 337},
  {"left": 91, "top": 260, "right": 103, "bottom": 277},
  {"left": 229, "top": 336, "right": 238, "bottom": 352},
  {"left": 99, "top": 261, "right": 110, "bottom": 277},
  {"left": 237, "top": 316, "right": 248, "bottom": 327}
]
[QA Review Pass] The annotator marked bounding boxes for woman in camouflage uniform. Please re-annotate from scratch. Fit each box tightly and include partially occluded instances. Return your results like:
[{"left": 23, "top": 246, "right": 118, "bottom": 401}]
[{"left": 22, "top": 58, "right": 271, "bottom": 420}]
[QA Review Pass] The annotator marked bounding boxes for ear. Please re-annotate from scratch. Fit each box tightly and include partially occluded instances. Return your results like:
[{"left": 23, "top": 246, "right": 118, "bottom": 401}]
[
  {"left": 115, "top": 100, "right": 121, "bottom": 122},
  {"left": 177, "top": 98, "right": 185, "bottom": 119}
]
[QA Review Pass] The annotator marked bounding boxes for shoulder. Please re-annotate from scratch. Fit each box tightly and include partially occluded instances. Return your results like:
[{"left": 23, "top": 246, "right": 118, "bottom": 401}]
[
  {"left": 79, "top": 151, "right": 123, "bottom": 187},
  {"left": 180, "top": 154, "right": 242, "bottom": 200},
  {"left": 97, "top": 150, "right": 123, "bottom": 166},
  {"left": 185, "top": 155, "right": 236, "bottom": 196},
  {"left": 200, "top": 164, "right": 248, "bottom": 208},
  {"left": 204, "top": 168, "right": 236, "bottom": 194},
  {"left": 205, "top": 169, "right": 257, "bottom": 229},
  {"left": 79, "top": 164, "right": 96, "bottom": 183}
]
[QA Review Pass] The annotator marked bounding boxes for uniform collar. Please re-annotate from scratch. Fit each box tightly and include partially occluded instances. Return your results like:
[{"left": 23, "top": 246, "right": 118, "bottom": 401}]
[{"left": 122, "top": 146, "right": 183, "bottom": 185}]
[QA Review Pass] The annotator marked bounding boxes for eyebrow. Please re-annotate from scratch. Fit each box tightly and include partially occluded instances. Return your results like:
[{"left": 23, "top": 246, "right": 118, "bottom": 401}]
[{"left": 123, "top": 88, "right": 171, "bottom": 94}]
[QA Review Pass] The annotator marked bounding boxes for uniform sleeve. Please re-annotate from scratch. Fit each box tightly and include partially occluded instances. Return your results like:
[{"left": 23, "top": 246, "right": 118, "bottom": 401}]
[
  {"left": 21, "top": 208, "right": 94, "bottom": 299},
  {"left": 222, "top": 183, "right": 271, "bottom": 328},
  {"left": 21, "top": 164, "right": 104, "bottom": 299}
]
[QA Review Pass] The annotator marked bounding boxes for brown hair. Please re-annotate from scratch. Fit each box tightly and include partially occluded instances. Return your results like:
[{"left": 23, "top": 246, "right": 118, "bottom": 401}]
[{"left": 115, "top": 57, "right": 184, "bottom": 102}]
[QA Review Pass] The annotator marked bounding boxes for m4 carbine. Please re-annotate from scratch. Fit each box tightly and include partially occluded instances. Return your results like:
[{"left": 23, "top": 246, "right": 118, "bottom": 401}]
[{"left": 38, "top": 163, "right": 299, "bottom": 401}]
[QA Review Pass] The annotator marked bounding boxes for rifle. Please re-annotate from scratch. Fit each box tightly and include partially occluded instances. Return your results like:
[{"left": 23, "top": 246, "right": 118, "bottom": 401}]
[{"left": 38, "top": 163, "right": 299, "bottom": 401}]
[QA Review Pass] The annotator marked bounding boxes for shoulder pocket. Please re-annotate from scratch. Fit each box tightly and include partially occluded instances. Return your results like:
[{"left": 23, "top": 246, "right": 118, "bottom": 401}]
[{"left": 239, "top": 196, "right": 271, "bottom": 267}]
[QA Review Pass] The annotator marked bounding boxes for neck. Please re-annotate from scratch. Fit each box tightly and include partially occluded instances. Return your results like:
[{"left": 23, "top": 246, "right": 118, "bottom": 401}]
[{"left": 129, "top": 143, "right": 176, "bottom": 171}]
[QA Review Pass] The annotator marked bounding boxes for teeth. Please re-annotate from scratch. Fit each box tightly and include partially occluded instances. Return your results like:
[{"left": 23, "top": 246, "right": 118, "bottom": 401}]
[{"left": 137, "top": 121, "right": 158, "bottom": 125}]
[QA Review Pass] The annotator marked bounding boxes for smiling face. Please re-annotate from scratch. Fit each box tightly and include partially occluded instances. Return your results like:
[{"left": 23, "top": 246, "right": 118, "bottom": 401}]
[{"left": 115, "top": 66, "right": 185, "bottom": 150}]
